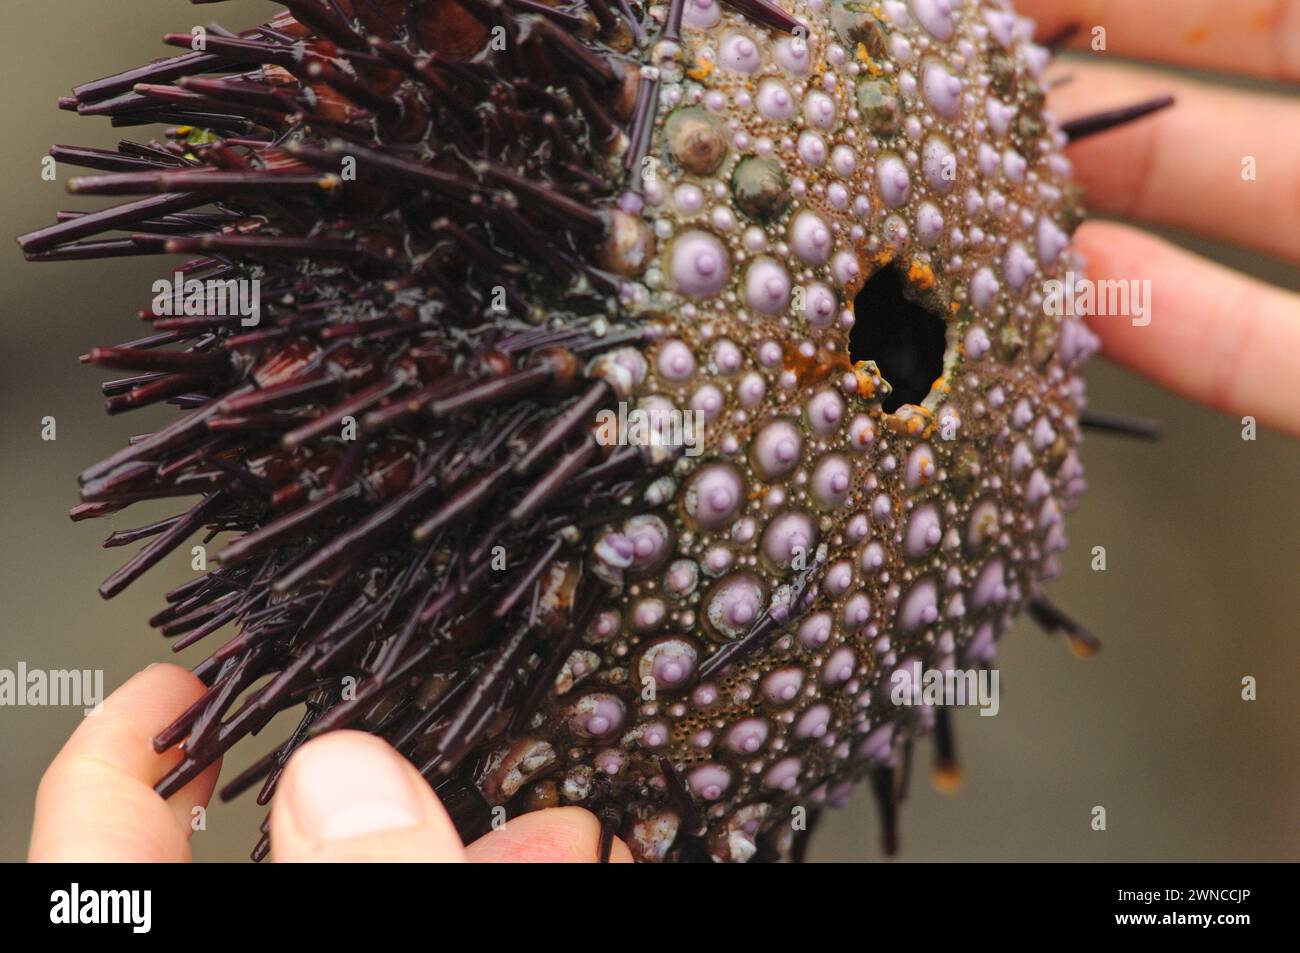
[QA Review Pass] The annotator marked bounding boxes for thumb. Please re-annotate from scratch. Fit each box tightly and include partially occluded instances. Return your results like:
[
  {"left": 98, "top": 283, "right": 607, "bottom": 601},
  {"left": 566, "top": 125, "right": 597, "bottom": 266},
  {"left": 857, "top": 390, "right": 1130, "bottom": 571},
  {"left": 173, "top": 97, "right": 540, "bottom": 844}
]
[{"left": 270, "top": 730, "right": 467, "bottom": 862}]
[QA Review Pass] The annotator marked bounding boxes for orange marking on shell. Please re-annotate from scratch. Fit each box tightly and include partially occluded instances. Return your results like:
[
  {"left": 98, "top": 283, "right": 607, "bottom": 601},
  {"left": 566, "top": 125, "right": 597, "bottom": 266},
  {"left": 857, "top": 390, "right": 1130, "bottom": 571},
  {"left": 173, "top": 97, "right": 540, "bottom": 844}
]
[
  {"left": 853, "top": 363, "right": 878, "bottom": 398},
  {"left": 687, "top": 60, "right": 715, "bottom": 81},
  {"left": 785, "top": 343, "right": 854, "bottom": 388},
  {"left": 906, "top": 259, "right": 935, "bottom": 291}
]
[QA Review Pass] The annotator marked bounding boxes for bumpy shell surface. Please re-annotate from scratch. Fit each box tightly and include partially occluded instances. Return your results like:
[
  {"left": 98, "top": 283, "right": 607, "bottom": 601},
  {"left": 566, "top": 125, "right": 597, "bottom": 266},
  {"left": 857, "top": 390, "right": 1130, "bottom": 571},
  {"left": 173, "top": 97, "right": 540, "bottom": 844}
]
[{"left": 563, "top": 0, "right": 1095, "bottom": 862}]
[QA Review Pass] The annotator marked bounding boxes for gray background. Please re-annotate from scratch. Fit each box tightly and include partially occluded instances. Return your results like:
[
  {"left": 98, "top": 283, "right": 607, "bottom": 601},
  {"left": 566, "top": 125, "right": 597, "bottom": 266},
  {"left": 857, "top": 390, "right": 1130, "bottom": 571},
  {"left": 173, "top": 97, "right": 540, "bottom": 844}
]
[{"left": 1, "top": 1, "right": 1296, "bottom": 861}]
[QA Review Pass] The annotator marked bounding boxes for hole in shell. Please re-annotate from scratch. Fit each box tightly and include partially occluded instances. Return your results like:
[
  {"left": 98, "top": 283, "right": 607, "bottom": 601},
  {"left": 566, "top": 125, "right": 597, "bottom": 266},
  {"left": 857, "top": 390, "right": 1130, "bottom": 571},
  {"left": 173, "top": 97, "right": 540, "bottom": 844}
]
[{"left": 849, "top": 265, "right": 948, "bottom": 413}]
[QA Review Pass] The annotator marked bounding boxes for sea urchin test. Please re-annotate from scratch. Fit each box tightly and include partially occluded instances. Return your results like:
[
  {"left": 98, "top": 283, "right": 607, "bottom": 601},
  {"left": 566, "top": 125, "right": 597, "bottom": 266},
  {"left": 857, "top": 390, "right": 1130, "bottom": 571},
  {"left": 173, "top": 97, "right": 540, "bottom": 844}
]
[{"left": 18, "top": 0, "right": 1172, "bottom": 862}]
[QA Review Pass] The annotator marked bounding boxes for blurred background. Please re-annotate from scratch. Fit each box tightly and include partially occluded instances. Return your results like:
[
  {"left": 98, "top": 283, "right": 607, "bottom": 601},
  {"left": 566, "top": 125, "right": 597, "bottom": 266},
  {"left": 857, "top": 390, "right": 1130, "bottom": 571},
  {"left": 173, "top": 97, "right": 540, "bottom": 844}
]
[{"left": 2, "top": 0, "right": 1297, "bottom": 862}]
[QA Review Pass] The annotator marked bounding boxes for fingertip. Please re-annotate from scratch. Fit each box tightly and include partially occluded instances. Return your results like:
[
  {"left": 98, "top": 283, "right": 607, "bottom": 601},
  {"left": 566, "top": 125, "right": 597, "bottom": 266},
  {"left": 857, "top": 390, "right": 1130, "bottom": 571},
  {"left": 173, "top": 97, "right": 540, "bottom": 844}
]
[
  {"left": 165, "top": 757, "right": 221, "bottom": 838},
  {"left": 270, "top": 730, "right": 466, "bottom": 862},
  {"left": 94, "top": 664, "right": 208, "bottom": 743},
  {"left": 63, "top": 662, "right": 210, "bottom": 786},
  {"left": 30, "top": 663, "right": 214, "bottom": 862},
  {"left": 465, "top": 806, "right": 634, "bottom": 863},
  {"left": 1073, "top": 221, "right": 1300, "bottom": 436},
  {"left": 1014, "top": 0, "right": 1080, "bottom": 42}
]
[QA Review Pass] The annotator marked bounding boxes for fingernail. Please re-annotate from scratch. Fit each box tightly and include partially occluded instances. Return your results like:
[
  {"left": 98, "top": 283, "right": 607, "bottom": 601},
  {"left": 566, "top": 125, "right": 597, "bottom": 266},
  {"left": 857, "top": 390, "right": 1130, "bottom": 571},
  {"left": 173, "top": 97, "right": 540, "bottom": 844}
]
[{"left": 286, "top": 738, "right": 424, "bottom": 842}]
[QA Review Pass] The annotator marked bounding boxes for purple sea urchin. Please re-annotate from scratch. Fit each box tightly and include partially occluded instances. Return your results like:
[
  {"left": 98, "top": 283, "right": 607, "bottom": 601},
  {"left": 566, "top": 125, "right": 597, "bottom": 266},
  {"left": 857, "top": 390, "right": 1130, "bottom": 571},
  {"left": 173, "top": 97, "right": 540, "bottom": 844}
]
[{"left": 18, "top": 0, "right": 1173, "bottom": 862}]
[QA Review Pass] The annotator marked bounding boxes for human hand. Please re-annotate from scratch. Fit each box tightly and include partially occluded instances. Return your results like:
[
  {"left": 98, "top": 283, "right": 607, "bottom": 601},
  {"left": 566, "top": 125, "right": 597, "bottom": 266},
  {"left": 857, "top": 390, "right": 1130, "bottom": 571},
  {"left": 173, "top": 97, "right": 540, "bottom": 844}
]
[
  {"left": 29, "top": 664, "right": 632, "bottom": 862},
  {"left": 1018, "top": 0, "right": 1300, "bottom": 435}
]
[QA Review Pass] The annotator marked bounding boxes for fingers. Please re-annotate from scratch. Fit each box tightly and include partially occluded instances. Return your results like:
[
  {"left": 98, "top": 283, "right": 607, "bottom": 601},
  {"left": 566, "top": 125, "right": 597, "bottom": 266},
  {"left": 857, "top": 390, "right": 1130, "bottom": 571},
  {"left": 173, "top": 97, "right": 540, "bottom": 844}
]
[
  {"left": 465, "top": 807, "right": 634, "bottom": 863},
  {"left": 270, "top": 730, "right": 467, "bottom": 861},
  {"left": 30, "top": 663, "right": 219, "bottom": 862},
  {"left": 270, "top": 730, "right": 633, "bottom": 862},
  {"left": 1019, "top": 0, "right": 1300, "bottom": 82},
  {"left": 1047, "top": 61, "right": 1300, "bottom": 263},
  {"left": 34, "top": 685, "right": 636, "bottom": 865},
  {"left": 1075, "top": 221, "right": 1300, "bottom": 435}
]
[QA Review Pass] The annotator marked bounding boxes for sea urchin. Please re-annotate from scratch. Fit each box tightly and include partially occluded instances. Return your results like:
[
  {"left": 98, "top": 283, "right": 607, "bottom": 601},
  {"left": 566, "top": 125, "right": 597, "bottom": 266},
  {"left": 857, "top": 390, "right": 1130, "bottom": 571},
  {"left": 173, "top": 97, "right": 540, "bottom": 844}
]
[{"left": 18, "top": 0, "right": 1171, "bottom": 862}]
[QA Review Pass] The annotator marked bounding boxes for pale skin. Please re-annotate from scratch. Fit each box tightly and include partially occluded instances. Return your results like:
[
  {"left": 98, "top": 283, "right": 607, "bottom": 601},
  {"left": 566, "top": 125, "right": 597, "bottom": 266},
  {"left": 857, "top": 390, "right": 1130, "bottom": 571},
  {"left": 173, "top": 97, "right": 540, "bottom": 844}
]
[
  {"left": 28, "top": 1, "right": 1300, "bottom": 862},
  {"left": 1023, "top": 0, "right": 1300, "bottom": 436}
]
